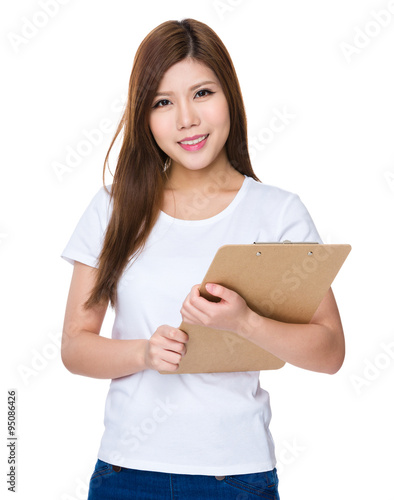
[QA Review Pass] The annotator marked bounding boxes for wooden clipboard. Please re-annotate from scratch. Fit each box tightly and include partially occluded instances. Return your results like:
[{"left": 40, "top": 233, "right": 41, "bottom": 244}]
[{"left": 160, "top": 242, "right": 351, "bottom": 374}]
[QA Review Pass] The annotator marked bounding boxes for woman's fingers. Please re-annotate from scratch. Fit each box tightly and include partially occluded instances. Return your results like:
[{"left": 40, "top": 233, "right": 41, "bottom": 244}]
[{"left": 144, "top": 325, "right": 188, "bottom": 371}]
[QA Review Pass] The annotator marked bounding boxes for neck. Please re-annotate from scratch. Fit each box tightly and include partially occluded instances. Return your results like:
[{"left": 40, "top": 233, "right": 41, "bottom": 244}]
[{"left": 165, "top": 149, "right": 244, "bottom": 192}]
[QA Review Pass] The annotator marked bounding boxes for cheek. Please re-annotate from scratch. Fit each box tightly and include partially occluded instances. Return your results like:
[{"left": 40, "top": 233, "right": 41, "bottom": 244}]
[
  {"left": 205, "top": 100, "right": 230, "bottom": 133},
  {"left": 149, "top": 116, "right": 161, "bottom": 143},
  {"left": 149, "top": 114, "right": 172, "bottom": 144}
]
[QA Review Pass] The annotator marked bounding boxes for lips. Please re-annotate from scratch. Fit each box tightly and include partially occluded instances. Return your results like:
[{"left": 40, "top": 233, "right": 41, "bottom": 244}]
[
  {"left": 177, "top": 134, "right": 209, "bottom": 152},
  {"left": 178, "top": 134, "right": 209, "bottom": 145}
]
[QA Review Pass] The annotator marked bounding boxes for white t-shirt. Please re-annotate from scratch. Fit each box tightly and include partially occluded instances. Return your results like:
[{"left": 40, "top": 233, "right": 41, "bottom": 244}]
[{"left": 61, "top": 175, "right": 322, "bottom": 476}]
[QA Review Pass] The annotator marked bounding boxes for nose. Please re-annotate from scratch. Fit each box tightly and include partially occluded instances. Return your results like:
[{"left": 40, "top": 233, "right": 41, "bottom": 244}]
[{"left": 176, "top": 99, "right": 200, "bottom": 130}]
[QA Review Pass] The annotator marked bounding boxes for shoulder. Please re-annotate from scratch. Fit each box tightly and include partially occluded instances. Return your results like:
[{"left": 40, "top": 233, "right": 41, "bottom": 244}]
[
  {"left": 88, "top": 184, "right": 113, "bottom": 211},
  {"left": 78, "top": 184, "right": 113, "bottom": 229},
  {"left": 244, "top": 177, "right": 322, "bottom": 242},
  {"left": 93, "top": 184, "right": 112, "bottom": 202},
  {"left": 243, "top": 176, "right": 314, "bottom": 224},
  {"left": 244, "top": 176, "right": 300, "bottom": 206}
]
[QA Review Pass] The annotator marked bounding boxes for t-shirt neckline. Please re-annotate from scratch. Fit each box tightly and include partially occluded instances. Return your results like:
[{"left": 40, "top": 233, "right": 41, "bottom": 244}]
[{"left": 159, "top": 175, "right": 250, "bottom": 226}]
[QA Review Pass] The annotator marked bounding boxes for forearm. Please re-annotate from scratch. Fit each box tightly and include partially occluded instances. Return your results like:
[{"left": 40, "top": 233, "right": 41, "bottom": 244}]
[
  {"left": 61, "top": 330, "right": 148, "bottom": 379},
  {"left": 239, "top": 309, "right": 345, "bottom": 375}
]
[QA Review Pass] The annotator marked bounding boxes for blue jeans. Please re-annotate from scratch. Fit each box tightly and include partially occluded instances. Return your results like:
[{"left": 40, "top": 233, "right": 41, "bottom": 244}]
[{"left": 87, "top": 459, "right": 280, "bottom": 499}]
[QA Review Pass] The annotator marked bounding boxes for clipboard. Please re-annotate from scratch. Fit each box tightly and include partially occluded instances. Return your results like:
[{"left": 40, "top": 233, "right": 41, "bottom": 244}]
[{"left": 160, "top": 242, "right": 351, "bottom": 374}]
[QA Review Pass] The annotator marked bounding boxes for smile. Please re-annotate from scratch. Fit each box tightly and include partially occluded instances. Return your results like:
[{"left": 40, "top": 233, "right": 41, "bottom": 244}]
[
  {"left": 179, "top": 134, "right": 208, "bottom": 145},
  {"left": 178, "top": 134, "right": 209, "bottom": 151}
]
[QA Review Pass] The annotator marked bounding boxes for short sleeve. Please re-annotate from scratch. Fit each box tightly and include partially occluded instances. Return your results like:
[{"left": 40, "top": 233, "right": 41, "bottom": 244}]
[
  {"left": 276, "top": 193, "right": 323, "bottom": 244},
  {"left": 61, "top": 186, "right": 112, "bottom": 268}
]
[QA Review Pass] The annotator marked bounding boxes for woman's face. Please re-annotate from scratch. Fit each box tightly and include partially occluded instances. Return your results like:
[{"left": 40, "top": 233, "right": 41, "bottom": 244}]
[{"left": 149, "top": 58, "right": 230, "bottom": 174}]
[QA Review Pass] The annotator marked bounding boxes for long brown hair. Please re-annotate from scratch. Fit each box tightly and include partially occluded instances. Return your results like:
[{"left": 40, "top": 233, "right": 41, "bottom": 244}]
[{"left": 85, "top": 18, "right": 259, "bottom": 309}]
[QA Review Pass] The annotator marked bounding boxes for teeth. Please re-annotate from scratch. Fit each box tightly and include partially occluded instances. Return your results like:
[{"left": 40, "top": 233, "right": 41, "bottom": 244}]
[{"left": 180, "top": 134, "right": 208, "bottom": 145}]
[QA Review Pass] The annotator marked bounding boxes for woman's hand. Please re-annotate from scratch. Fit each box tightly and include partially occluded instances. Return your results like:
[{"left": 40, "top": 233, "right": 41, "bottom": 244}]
[
  {"left": 180, "top": 283, "right": 251, "bottom": 334},
  {"left": 181, "top": 284, "right": 346, "bottom": 375},
  {"left": 144, "top": 325, "right": 189, "bottom": 372}
]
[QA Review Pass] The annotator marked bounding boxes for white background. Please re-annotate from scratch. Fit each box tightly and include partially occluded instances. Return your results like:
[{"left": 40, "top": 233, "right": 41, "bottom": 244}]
[{"left": 1, "top": 0, "right": 394, "bottom": 498}]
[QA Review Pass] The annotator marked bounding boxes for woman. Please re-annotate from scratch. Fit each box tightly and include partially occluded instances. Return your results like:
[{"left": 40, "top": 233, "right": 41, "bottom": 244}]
[{"left": 61, "top": 18, "right": 345, "bottom": 499}]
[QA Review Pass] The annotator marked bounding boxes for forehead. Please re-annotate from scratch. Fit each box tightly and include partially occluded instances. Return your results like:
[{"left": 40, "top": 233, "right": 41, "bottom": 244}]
[{"left": 157, "top": 58, "right": 219, "bottom": 89}]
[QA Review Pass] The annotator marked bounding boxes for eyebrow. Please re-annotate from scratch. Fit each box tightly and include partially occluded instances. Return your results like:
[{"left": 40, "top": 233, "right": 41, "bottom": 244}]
[{"left": 154, "top": 80, "right": 218, "bottom": 97}]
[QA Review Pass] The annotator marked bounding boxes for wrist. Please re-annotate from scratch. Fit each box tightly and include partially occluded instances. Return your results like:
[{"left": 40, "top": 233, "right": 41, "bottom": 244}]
[
  {"left": 132, "top": 339, "right": 149, "bottom": 373},
  {"left": 237, "top": 308, "right": 264, "bottom": 342}
]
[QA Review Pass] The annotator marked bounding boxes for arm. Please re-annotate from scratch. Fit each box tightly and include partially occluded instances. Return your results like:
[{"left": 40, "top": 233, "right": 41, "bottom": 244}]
[
  {"left": 180, "top": 283, "right": 345, "bottom": 375},
  {"left": 61, "top": 261, "right": 188, "bottom": 379}
]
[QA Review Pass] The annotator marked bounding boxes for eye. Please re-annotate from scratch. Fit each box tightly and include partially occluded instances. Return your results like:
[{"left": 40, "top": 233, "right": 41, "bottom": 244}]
[
  {"left": 152, "top": 99, "right": 171, "bottom": 109},
  {"left": 195, "top": 89, "right": 214, "bottom": 98},
  {"left": 151, "top": 89, "right": 214, "bottom": 109}
]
